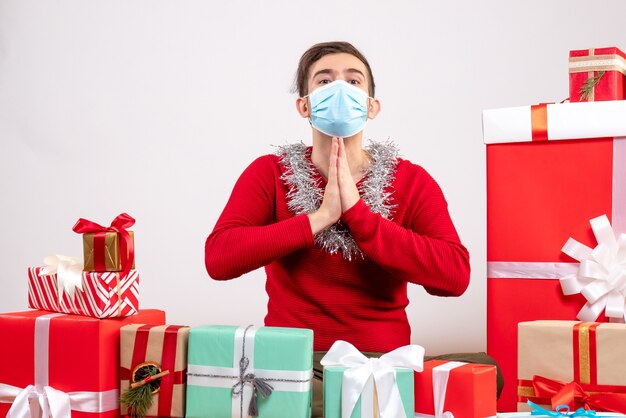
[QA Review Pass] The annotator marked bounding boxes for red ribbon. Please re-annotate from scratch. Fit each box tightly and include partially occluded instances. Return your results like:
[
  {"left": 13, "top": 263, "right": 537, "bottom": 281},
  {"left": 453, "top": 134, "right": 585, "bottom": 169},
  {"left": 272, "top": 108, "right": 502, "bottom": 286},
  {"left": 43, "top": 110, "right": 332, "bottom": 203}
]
[
  {"left": 72, "top": 213, "right": 135, "bottom": 281},
  {"left": 120, "top": 325, "right": 187, "bottom": 415},
  {"left": 531, "top": 103, "right": 549, "bottom": 141},
  {"left": 532, "top": 375, "right": 626, "bottom": 414}
]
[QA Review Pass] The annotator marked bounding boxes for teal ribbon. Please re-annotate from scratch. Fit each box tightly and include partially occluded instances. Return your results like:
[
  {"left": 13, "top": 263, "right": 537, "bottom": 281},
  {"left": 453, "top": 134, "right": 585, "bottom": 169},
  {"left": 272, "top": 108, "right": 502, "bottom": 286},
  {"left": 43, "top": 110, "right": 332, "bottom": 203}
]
[{"left": 529, "top": 401, "right": 598, "bottom": 417}]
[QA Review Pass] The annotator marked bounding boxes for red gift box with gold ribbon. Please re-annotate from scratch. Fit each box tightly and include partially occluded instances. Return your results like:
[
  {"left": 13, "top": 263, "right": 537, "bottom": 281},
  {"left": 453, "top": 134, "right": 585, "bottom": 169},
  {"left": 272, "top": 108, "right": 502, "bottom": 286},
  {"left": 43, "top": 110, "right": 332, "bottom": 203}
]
[
  {"left": 569, "top": 47, "right": 626, "bottom": 102},
  {"left": 482, "top": 101, "right": 626, "bottom": 411},
  {"left": 517, "top": 321, "right": 626, "bottom": 414},
  {"left": 0, "top": 309, "right": 166, "bottom": 418},
  {"left": 120, "top": 324, "right": 190, "bottom": 417}
]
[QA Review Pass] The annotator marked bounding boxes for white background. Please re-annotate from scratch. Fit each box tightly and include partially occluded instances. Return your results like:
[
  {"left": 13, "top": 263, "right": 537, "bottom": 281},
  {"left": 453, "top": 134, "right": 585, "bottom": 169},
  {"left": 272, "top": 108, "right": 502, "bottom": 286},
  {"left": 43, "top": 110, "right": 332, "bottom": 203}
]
[{"left": 1, "top": 0, "right": 626, "bottom": 355}]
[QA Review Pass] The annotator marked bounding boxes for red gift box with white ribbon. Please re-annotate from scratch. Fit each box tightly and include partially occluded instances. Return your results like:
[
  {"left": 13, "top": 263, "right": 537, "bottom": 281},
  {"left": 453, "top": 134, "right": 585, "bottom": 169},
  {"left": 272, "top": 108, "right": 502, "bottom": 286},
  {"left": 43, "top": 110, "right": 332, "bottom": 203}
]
[
  {"left": 482, "top": 100, "right": 626, "bottom": 411},
  {"left": 414, "top": 360, "right": 497, "bottom": 418},
  {"left": 0, "top": 309, "right": 165, "bottom": 418}
]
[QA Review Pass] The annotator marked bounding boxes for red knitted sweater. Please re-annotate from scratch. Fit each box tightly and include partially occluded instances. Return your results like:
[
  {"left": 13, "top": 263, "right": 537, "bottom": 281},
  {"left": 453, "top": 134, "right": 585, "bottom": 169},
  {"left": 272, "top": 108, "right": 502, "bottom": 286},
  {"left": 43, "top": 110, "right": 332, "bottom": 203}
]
[{"left": 205, "top": 150, "right": 470, "bottom": 352}]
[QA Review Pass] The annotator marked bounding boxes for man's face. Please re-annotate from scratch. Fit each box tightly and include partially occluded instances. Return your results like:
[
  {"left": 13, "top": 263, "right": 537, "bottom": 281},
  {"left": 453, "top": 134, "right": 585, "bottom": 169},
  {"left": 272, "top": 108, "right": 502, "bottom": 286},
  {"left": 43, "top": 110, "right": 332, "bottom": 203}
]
[{"left": 306, "top": 53, "right": 371, "bottom": 98}]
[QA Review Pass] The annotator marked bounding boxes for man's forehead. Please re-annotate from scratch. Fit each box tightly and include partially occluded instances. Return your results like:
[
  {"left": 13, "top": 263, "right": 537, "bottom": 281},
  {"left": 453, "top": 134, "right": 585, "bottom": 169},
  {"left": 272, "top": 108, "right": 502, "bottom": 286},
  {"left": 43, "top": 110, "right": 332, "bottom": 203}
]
[{"left": 308, "top": 53, "right": 368, "bottom": 78}]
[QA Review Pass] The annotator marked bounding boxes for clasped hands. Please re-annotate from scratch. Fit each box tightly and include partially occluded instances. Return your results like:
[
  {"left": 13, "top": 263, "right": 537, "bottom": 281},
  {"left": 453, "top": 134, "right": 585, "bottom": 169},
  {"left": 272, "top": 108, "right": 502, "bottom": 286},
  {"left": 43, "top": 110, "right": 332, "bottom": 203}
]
[{"left": 308, "top": 137, "right": 361, "bottom": 235}]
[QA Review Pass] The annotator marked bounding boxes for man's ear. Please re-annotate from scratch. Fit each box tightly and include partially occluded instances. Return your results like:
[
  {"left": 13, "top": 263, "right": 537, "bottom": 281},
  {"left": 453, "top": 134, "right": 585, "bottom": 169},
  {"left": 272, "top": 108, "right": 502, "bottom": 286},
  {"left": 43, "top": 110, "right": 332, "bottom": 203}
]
[
  {"left": 367, "top": 98, "right": 381, "bottom": 120},
  {"left": 296, "top": 96, "right": 310, "bottom": 118}
]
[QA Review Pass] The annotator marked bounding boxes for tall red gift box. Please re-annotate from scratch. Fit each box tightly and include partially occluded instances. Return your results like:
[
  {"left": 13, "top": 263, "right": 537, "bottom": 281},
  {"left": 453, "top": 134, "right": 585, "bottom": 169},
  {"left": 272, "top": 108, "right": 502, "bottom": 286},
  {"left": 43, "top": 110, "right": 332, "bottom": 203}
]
[
  {"left": 482, "top": 100, "right": 626, "bottom": 411},
  {"left": 569, "top": 47, "right": 626, "bottom": 102},
  {"left": 0, "top": 309, "right": 166, "bottom": 418},
  {"left": 414, "top": 360, "right": 497, "bottom": 418}
]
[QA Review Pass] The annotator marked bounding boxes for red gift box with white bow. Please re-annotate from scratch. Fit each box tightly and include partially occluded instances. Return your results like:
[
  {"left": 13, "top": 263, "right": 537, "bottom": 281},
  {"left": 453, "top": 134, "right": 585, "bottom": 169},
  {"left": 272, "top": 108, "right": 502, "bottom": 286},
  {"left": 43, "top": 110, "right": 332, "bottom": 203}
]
[
  {"left": 482, "top": 100, "right": 626, "bottom": 411},
  {"left": 0, "top": 309, "right": 165, "bottom": 418}
]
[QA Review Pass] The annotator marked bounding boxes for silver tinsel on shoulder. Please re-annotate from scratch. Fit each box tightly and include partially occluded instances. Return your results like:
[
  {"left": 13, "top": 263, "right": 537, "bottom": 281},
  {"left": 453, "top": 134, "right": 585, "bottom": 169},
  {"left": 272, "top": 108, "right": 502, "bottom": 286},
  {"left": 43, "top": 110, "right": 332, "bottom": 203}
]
[{"left": 277, "top": 139, "right": 398, "bottom": 260}]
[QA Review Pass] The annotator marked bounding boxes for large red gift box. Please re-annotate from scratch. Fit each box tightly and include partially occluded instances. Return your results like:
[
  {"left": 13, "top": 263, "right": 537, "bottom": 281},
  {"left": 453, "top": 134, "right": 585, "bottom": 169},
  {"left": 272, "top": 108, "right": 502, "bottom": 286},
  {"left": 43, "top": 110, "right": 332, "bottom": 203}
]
[
  {"left": 28, "top": 266, "right": 139, "bottom": 318},
  {"left": 569, "top": 47, "right": 626, "bottom": 102},
  {"left": 414, "top": 360, "right": 497, "bottom": 418},
  {"left": 482, "top": 101, "right": 626, "bottom": 411},
  {"left": 0, "top": 309, "right": 166, "bottom": 418}
]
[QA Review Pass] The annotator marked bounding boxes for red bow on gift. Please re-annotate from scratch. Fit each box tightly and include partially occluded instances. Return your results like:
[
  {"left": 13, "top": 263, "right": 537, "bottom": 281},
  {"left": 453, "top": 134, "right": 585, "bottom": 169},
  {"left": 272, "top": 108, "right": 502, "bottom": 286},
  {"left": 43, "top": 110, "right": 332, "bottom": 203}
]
[
  {"left": 72, "top": 213, "right": 135, "bottom": 281},
  {"left": 532, "top": 375, "right": 626, "bottom": 414}
]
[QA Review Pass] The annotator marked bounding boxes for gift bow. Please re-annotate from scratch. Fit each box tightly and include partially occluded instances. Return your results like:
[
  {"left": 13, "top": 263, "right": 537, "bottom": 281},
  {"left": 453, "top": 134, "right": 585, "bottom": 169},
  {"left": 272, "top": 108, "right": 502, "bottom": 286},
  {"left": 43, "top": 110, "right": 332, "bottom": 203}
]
[
  {"left": 38, "top": 254, "right": 84, "bottom": 299},
  {"left": 72, "top": 213, "right": 135, "bottom": 280},
  {"left": 528, "top": 400, "right": 598, "bottom": 417},
  {"left": 320, "top": 340, "right": 424, "bottom": 418},
  {"left": 532, "top": 375, "right": 626, "bottom": 414},
  {"left": 561, "top": 214, "right": 626, "bottom": 322}
]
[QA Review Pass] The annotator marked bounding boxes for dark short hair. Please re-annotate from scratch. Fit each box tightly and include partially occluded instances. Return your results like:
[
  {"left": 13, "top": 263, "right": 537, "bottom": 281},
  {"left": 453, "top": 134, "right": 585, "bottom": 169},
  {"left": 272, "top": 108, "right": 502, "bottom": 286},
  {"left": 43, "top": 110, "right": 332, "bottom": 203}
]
[{"left": 292, "top": 41, "right": 376, "bottom": 97}]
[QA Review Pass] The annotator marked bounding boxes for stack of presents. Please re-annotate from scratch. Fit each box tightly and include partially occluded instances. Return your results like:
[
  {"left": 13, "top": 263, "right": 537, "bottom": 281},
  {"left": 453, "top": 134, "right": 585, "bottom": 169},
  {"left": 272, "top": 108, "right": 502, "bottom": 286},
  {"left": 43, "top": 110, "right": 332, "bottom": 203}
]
[
  {"left": 485, "top": 46, "right": 626, "bottom": 416},
  {"left": 1, "top": 46, "right": 625, "bottom": 418}
]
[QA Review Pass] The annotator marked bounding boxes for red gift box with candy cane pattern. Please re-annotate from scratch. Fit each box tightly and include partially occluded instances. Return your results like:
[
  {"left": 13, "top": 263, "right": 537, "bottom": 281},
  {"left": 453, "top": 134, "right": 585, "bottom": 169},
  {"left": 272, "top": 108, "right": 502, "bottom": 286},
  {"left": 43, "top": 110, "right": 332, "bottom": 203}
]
[
  {"left": 482, "top": 100, "right": 626, "bottom": 411},
  {"left": 28, "top": 266, "right": 139, "bottom": 318}
]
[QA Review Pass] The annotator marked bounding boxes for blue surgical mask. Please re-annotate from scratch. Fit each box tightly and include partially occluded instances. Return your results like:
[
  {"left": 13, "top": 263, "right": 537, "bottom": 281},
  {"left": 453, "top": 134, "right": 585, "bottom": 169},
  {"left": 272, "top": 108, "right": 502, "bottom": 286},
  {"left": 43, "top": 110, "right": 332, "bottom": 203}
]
[{"left": 306, "top": 80, "right": 370, "bottom": 138}]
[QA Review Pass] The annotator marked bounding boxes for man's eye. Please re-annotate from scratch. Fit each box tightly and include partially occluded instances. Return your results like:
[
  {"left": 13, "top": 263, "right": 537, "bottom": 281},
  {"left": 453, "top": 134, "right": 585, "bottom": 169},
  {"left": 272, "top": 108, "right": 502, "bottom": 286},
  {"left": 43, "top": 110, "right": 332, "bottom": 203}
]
[{"left": 349, "top": 80, "right": 360, "bottom": 85}]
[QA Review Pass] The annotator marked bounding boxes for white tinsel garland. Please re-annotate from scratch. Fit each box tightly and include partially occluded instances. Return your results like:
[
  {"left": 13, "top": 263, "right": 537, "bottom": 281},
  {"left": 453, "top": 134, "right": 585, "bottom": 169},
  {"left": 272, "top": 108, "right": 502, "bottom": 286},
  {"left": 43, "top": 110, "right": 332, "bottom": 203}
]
[{"left": 277, "top": 140, "right": 398, "bottom": 260}]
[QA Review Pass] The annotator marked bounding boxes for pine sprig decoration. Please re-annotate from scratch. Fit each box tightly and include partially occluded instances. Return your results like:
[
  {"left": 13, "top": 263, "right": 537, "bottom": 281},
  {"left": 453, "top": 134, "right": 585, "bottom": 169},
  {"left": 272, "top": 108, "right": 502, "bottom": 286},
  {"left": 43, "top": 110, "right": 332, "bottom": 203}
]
[
  {"left": 120, "top": 364, "right": 161, "bottom": 418},
  {"left": 579, "top": 71, "right": 605, "bottom": 101}
]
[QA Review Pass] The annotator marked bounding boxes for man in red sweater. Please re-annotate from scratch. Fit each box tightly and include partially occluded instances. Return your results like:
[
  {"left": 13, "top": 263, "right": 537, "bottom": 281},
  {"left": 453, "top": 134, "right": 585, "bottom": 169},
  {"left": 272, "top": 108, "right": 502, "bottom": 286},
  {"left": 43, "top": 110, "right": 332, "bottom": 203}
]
[{"left": 206, "top": 42, "right": 498, "bottom": 416}]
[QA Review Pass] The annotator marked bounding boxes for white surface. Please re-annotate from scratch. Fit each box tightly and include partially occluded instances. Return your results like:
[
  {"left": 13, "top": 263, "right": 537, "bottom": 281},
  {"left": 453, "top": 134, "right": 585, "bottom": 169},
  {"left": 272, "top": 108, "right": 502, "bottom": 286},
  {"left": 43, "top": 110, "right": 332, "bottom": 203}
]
[{"left": 2, "top": 0, "right": 626, "bottom": 355}]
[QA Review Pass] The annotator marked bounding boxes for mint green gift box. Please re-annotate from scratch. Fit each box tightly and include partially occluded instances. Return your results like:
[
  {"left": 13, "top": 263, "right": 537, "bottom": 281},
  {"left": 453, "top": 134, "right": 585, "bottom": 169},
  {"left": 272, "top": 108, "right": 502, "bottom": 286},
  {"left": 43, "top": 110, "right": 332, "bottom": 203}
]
[
  {"left": 323, "top": 366, "right": 414, "bottom": 418},
  {"left": 186, "top": 325, "right": 313, "bottom": 418}
]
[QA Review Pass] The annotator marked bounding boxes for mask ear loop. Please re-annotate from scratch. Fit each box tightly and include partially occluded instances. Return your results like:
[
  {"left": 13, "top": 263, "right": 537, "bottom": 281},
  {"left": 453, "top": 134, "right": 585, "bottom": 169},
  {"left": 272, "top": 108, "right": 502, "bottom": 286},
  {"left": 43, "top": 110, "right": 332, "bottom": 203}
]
[{"left": 303, "top": 94, "right": 313, "bottom": 127}]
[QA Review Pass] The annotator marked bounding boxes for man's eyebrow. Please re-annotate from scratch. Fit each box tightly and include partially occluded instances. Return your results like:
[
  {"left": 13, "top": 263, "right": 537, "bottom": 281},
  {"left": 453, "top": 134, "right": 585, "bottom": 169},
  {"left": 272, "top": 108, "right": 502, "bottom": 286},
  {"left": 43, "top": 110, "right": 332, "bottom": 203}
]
[
  {"left": 311, "top": 68, "right": 333, "bottom": 79},
  {"left": 345, "top": 68, "right": 365, "bottom": 77},
  {"left": 311, "top": 68, "right": 366, "bottom": 79}
]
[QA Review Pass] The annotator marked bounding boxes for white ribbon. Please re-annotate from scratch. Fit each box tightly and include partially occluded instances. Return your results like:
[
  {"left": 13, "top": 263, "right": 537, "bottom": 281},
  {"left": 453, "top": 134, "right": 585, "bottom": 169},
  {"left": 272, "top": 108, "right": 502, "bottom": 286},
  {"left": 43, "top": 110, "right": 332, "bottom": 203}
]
[
  {"left": 414, "top": 361, "right": 467, "bottom": 418},
  {"left": 0, "top": 313, "right": 119, "bottom": 418},
  {"left": 560, "top": 214, "right": 626, "bottom": 322},
  {"left": 320, "top": 340, "right": 424, "bottom": 418},
  {"left": 38, "top": 255, "right": 84, "bottom": 299}
]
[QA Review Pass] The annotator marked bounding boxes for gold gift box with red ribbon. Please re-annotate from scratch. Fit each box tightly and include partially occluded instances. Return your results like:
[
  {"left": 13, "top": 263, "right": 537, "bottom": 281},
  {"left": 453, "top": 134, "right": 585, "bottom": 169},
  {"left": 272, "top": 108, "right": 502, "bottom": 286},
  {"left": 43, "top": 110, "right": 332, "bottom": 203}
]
[
  {"left": 120, "top": 324, "right": 190, "bottom": 417},
  {"left": 82, "top": 230, "right": 135, "bottom": 272},
  {"left": 569, "top": 47, "right": 626, "bottom": 102},
  {"left": 517, "top": 320, "right": 626, "bottom": 414},
  {"left": 73, "top": 213, "right": 136, "bottom": 273}
]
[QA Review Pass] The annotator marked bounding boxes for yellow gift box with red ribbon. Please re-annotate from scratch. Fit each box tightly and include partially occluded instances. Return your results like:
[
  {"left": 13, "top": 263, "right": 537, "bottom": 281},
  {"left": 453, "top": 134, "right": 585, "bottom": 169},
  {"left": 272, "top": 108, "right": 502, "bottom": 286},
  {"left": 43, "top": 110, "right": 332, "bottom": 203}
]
[{"left": 517, "top": 320, "right": 626, "bottom": 414}]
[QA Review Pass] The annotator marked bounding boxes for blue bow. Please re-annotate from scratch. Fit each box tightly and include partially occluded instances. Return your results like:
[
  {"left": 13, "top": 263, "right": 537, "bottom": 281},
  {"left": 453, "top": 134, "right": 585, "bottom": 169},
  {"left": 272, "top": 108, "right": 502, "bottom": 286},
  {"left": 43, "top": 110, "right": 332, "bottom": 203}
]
[{"left": 529, "top": 401, "right": 598, "bottom": 417}]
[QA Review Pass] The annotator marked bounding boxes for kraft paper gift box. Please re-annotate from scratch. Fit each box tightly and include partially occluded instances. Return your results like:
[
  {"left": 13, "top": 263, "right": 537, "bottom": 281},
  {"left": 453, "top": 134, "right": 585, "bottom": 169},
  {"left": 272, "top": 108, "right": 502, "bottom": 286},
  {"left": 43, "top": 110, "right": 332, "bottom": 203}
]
[
  {"left": 28, "top": 266, "right": 139, "bottom": 318},
  {"left": 482, "top": 100, "right": 626, "bottom": 411},
  {"left": 0, "top": 309, "right": 166, "bottom": 418},
  {"left": 186, "top": 325, "right": 313, "bottom": 418},
  {"left": 120, "top": 324, "right": 190, "bottom": 417},
  {"left": 414, "top": 360, "right": 497, "bottom": 418},
  {"left": 322, "top": 340, "right": 423, "bottom": 418},
  {"left": 73, "top": 213, "right": 136, "bottom": 273},
  {"left": 569, "top": 47, "right": 626, "bottom": 102},
  {"left": 517, "top": 321, "right": 626, "bottom": 414}
]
